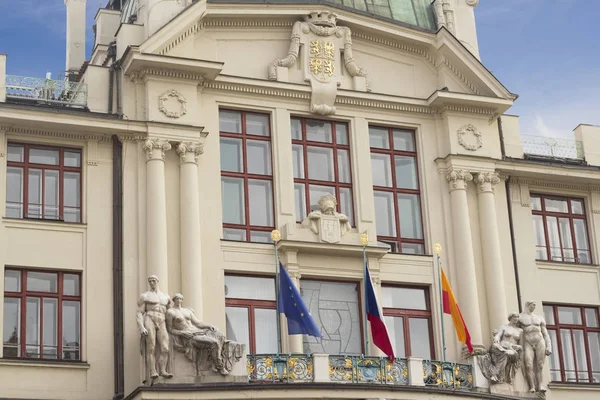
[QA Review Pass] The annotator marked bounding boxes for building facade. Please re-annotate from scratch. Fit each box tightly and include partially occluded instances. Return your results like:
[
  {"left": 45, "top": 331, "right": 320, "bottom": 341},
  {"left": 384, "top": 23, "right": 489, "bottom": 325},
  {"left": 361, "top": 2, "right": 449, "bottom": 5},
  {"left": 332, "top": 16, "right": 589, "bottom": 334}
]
[{"left": 0, "top": 0, "right": 599, "bottom": 399}]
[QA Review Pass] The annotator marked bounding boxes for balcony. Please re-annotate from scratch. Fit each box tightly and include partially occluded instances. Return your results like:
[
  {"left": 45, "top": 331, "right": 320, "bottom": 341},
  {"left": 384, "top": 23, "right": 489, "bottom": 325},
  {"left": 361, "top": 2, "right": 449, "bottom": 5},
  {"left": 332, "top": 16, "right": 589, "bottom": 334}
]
[
  {"left": 247, "top": 354, "right": 474, "bottom": 391},
  {"left": 5, "top": 75, "right": 87, "bottom": 108},
  {"left": 521, "top": 134, "right": 584, "bottom": 161}
]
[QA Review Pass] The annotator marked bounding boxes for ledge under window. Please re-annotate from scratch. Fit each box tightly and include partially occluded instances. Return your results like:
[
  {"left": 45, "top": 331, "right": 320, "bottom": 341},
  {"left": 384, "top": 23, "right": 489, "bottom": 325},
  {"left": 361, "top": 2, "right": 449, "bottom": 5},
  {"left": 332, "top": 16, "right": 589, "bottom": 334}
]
[
  {"left": 0, "top": 358, "right": 90, "bottom": 369},
  {"left": 550, "top": 382, "right": 600, "bottom": 391},
  {"left": 536, "top": 260, "right": 600, "bottom": 271}
]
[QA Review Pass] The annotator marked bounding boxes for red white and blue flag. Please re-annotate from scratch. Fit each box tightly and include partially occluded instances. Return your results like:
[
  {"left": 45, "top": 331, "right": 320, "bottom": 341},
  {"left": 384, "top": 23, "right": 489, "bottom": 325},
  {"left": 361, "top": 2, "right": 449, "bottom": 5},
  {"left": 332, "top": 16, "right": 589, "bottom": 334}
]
[{"left": 365, "top": 264, "right": 395, "bottom": 360}]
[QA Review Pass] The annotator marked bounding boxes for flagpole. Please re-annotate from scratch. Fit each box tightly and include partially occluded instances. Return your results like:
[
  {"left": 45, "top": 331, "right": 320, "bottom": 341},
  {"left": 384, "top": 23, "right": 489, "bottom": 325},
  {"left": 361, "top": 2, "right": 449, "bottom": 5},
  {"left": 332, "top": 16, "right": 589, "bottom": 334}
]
[
  {"left": 434, "top": 243, "right": 446, "bottom": 362},
  {"left": 272, "top": 230, "right": 282, "bottom": 355},
  {"left": 360, "top": 232, "right": 369, "bottom": 356}
]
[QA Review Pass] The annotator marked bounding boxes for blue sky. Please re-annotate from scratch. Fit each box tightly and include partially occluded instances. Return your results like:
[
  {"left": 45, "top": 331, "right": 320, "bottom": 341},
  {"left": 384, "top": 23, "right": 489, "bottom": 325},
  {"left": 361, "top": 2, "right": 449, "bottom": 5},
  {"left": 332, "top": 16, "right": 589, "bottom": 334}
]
[{"left": 0, "top": 0, "right": 598, "bottom": 137}]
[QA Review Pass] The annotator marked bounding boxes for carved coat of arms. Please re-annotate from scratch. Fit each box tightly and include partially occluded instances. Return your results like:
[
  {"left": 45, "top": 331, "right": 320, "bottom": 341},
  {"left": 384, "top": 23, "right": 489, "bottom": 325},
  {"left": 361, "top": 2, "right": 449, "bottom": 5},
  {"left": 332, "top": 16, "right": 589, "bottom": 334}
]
[{"left": 319, "top": 214, "right": 341, "bottom": 244}]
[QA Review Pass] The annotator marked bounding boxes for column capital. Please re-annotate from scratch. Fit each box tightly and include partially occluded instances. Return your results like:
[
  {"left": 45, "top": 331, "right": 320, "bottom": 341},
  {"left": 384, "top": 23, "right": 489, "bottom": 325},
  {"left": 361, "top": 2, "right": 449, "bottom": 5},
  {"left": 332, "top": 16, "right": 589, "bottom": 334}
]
[
  {"left": 474, "top": 172, "right": 501, "bottom": 194},
  {"left": 176, "top": 141, "right": 204, "bottom": 164},
  {"left": 143, "top": 138, "right": 171, "bottom": 161},
  {"left": 446, "top": 169, "right": 473, "bottom": 191}
]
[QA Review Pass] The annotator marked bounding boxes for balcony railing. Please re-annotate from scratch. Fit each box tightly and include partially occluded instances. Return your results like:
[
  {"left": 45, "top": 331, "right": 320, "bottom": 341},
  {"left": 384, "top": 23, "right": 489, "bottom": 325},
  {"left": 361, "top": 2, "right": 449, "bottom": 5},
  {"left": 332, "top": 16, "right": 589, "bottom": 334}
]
[
  {"left": 5, "top": 75, "right": 87, "bottom": 108},
  {"left": 521, "top": 134, "right": 584, "bottom": 160},
  {"left": 247, "top": 353, "right": 474, "bottom": 391}
]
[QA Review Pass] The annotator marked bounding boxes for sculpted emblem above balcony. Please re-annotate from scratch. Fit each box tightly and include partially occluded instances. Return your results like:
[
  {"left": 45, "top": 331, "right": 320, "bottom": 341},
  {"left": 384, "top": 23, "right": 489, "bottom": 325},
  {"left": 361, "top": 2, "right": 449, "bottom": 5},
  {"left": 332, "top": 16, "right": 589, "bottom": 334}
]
[
  {"left": 457, "top": 124, "right": 483, "bottom": 151},
  {"left": 301, "top": 194, "right": 351, "bottom": 243},
  {"left": 268, "top": 11, "right": 369, "bottom": 115},
  {"left": 158, "top": 89, "right": 188, "bottom": 119}
]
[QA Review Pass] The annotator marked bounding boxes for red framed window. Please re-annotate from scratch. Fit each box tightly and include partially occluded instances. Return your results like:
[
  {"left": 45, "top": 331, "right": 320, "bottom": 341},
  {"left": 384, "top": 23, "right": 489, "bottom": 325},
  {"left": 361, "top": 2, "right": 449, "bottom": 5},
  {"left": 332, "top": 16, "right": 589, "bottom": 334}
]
[
  {"left": 544, "top": 304, "right": 600, "bottom": 383},
  {"left": 369, "top": 126, "right": 424, "bottom": 254},
  {"left": 224, "top": 275, "right": 277, "bottom": 354},
  {"left": 382, "top": 286, "right": 434, "bottom": 358},
  {"left": 3, "top": 268, "right": 82, "bottom": 361},
  {"left": 219, "top": 110, "right": 274, "bottom": 243},
  {"left": 6, "top": 143, "right": 82, "bottom": 223},
  {"left": 531, "top": 194, "right": 591, "bottom": 264},
  {"left": 291, "top": 117, "right": 354, "bottom": 224}
]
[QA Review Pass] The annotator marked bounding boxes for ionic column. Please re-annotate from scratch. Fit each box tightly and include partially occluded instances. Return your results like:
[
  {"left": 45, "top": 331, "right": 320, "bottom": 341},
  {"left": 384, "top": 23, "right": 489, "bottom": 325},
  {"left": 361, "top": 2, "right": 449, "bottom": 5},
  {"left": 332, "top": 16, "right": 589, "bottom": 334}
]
[
  {"left": 177, "top": 142, "right": 204, "bottom": 317},
  {"left": 475, "top": 172, "right": 508, "bottom": 329},
  {"left": 143, "top": 138, "right": 171, "bottom": 292},
  {"left": 445, "top": 169, "right": 483, "bottom": 347}
]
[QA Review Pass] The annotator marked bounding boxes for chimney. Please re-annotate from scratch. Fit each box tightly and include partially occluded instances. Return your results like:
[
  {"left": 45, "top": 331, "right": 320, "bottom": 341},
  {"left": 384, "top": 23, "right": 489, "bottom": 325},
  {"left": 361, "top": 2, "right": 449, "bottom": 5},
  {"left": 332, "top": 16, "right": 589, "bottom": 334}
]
[{"left": 65, "top": 0, "right": 87, "bottom": 75}]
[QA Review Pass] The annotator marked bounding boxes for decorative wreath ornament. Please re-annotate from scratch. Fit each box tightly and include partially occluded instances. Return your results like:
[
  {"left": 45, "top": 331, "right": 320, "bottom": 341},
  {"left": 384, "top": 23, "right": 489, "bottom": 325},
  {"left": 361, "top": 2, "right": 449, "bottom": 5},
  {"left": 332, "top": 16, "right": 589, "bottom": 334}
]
[
  {"left": 457, "top": 124, "right": 483, "bottom": 151},
  {"left": 158, "top": 89, "right": 187, "bottom": 118}
]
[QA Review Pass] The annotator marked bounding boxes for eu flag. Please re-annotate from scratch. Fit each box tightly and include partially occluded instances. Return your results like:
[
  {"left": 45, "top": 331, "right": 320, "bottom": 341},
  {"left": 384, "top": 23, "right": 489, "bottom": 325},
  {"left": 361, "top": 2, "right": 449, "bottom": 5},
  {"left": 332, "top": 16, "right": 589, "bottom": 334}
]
[{"left": 278, "top": 263, "right": 322, "bottom": 337}]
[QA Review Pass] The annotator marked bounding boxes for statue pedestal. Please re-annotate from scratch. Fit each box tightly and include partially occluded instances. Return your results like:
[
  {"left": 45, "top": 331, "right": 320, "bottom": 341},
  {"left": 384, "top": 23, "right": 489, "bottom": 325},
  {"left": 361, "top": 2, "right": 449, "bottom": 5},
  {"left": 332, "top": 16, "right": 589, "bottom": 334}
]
[{"left": 491, "top": 383, "right": 544, "bottom": 399}]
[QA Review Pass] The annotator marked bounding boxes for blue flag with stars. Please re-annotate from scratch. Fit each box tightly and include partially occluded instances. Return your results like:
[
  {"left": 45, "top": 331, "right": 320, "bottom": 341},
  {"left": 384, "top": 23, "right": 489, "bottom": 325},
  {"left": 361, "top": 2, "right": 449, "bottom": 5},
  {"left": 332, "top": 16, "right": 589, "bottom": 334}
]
[{"left": 278, "top": 263, "right": 322, "bottom": 337}]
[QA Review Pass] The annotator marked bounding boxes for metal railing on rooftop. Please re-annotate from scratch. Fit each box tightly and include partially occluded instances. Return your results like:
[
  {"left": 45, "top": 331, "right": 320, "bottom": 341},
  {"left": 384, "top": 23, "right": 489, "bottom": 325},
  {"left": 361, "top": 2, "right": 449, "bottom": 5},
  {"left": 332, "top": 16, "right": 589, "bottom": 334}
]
[
  {"left": 5, "top": 75, "right": 87, "bottom": 108},
  {"left": 521, "top": 134, "right": 584, "bottom": 160}
]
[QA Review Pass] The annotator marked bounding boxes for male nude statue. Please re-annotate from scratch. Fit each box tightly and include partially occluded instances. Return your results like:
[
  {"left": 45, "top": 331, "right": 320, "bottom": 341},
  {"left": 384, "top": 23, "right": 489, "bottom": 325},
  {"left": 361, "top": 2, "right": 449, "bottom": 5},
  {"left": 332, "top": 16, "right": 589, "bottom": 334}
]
[
  {"left": 137, "top": 275, "right": 173, "bottom": 379},
  {"left": 518, "top": 301, "right": 552, "bottom": 393}
]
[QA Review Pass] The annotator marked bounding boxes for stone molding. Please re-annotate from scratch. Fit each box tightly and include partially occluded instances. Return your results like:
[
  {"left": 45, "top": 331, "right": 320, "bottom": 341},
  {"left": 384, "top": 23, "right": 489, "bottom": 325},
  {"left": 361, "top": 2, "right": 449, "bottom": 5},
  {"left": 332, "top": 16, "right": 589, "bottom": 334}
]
[
  {"left": 176, "top": 141, "right": 203, "bottom": 164},
  {"left": 439, "top": 105, "right": 496, "bottom": 116},
  {"left": 336, "top": 96, "right": 433, "bottom": 114},
  {"left": 143, "top": 138, "right": 172, "bottom": 161},
  {"left": 440, "top": 55, "right": 483, "bottom": 95},
  {"left": 129, "top": 68, "right": 205, "bottom": 83},
  {"left": 446, "top": 169, "right": 473, "bottom": 191},
  {"left": 158, "top": 89, "right": 188, "bottom": 119},
  {"left": 351, "top": 31, "right": 435, "bottom": 66},
  {"left": 508, "top": 177, "right": 600, "bottom": 194},
  {"left": 158, "top": 22, "right": 202, "bottom": 56},
  {"left": 457, "top": 124, "right": 483, "bottom": 151},
  {"left": 2, "top": 125, "right": 111, "bottom": 142},
  {"left": 204, "top": 80, "right": 311, "bottom": 100},
  {"left": 474, "top": 172, "right": 500, "bottom": 194}
]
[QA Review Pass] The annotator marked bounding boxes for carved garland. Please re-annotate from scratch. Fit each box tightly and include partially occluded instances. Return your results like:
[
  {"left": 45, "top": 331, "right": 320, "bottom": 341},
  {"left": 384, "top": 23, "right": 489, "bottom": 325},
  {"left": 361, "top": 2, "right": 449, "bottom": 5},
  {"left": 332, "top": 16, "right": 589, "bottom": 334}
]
[
  {"left": 457, "top": 124, "right": 483, "bottom": 151},
  {"left": 158, "top": 90, "right": 188, "bottom": 119}
]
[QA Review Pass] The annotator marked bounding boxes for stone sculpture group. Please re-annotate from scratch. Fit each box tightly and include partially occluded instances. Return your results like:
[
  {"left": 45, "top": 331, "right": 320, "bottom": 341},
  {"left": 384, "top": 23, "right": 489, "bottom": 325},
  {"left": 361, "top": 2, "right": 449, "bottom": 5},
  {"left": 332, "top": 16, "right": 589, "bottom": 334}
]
[{"left": 137, "top": 275, "right": 244, "bottom": 382}]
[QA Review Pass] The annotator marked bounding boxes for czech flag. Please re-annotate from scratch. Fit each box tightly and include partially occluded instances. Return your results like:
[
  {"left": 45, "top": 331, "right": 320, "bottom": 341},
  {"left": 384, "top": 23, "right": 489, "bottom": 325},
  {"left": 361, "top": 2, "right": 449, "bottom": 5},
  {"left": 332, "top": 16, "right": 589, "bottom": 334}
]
[
  {"left": 441, "top": 268, "right": 473, "bottom": 353},
  {"left": 365, "top": 264, "right": 395, "bottom": 360}
]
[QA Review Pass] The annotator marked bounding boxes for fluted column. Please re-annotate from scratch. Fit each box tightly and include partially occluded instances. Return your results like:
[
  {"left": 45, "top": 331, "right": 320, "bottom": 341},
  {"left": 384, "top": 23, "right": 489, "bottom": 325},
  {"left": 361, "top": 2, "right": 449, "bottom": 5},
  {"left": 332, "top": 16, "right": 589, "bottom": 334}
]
[
  {"left": 177, "top": 142, "right": 203, "bottom": 317},
  {"left": 143, "top": 138, "right": 171, "bottom": 291},
  {"left": 289, "top": 270, "right": 305, "bottom": 354},
  {"left": 445, "top": 169, "right": 483, "bottom": 347},
  {"left": 475, "top": 172, "right": 508, "bottom": 329}
]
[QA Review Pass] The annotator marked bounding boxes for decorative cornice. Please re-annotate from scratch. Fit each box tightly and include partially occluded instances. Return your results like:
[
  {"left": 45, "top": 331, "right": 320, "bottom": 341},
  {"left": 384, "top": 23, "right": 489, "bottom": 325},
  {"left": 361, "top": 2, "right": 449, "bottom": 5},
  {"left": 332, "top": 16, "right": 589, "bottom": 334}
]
[
  {"left": 352, "top": 31, "right": 435, "bottom": 66},
  {"left": 204, "top": 81, "right": 311, "bottom": 100},
  {"left": 508, "top": 177, "right": 600, "bottom": 193},
  {"left": 118, "top": 134, "right": 148, "bottom": 142},
  {"left": 439, "top": 105, "right": 496, "bottom": 116},
  {"left": 143, "top": 138, "right": 172, "bottom": 161},
  {"left": 335, "top": 96, "right": 433, "bottom": 114},
  {"left": 4, "top": 126, "right": 111, "bottom": 142},
  {"left": 176, "top": 141, "right": 203, "bottom": 164},
  {"left": 203, "top": 18, "right": 295, "bottom": 29},
  {"left": 158, "top": 22, "right": 202, "bottom": 56},
  {"left": 445, "top": 169, "right": 473, "bottom": 192},
  {"left": 129, "top": 68, "right": 205, "bottom": 83},
  {"left": 441, "top": 56, "right": 483, "bottom": 95},
  {"left": 474, "top": 172, "right": 500, "bottom": 194}
]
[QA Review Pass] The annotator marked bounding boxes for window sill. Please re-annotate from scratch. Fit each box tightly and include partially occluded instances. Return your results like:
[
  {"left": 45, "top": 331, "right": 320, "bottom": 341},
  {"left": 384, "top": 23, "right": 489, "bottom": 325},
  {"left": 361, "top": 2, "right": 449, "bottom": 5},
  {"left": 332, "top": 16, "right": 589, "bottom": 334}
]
[
  {"left": 0, "top": 358, "right": 90, "bottom": 370},
  {"left": 536, "top": 260, "right": 599, "bottom": 272},
  {"left": 549, "top": 382, "right": 600, "bottom": 390},
  {"left": 2, "top": 217, "right": 87, "bottom": 230}
]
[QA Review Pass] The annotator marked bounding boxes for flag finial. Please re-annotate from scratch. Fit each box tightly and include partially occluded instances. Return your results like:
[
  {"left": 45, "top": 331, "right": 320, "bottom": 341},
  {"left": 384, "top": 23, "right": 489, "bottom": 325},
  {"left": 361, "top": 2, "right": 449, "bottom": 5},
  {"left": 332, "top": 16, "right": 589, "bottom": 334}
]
[
  {"left": 360, "top": 232, "right": 368, "bottom": 246},
  {"left": 434, "top": 243, "right": 442, "bottom": 255},
  {"left": 271, "top": 229, "right": 281, "bottom": 243}
]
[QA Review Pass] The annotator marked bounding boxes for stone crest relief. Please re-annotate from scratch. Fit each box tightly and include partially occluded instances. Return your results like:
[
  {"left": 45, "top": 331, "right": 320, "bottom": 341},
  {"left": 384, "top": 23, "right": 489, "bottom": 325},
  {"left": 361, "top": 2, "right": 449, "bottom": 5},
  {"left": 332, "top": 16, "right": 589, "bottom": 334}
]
[
  {"left": 268, "top": 11, "right": 369, "bottom": 115},
  {"left": 158, "top": 89, "right": 188, "bottom": 119},
  {"left": 457, "top": 124, "right": 483, "bottom": 151}
]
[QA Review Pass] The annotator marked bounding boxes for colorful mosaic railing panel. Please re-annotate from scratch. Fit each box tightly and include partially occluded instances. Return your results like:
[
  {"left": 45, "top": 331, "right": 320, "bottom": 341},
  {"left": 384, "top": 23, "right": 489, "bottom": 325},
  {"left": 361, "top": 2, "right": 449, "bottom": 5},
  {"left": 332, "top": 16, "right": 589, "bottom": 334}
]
[
  {"left": 247, "top": 354, "right": 313, "bottom": 382},
  {"left": 521, "top": 134, "right": 584, "bottom": 160},
  {"left": 329, "top": 355, "right": 408, "bottom": 385},
  {"left": 423, "top": 360, "right": 473, "bottom": 389},
  {"left": 5, "top": 75, "right": 87, "bottom": 107}
]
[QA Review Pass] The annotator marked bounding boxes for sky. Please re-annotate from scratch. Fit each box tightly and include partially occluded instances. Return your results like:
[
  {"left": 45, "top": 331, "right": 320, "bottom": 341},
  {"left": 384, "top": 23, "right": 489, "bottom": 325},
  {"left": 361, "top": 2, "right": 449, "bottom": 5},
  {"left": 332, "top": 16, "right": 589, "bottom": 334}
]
[{"left": 0, "top": 0, "right": 598, "bottom": 138}]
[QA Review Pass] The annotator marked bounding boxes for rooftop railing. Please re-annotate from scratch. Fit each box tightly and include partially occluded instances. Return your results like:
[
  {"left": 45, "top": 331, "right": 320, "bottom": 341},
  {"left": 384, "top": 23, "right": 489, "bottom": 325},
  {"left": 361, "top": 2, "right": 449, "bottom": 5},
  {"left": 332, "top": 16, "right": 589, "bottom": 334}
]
[
  {"left": 521, "top": 134, "right": 584, "bottom": 160},
  {"left": 5, "top": 75, "right": 87, "bottom": 108}
]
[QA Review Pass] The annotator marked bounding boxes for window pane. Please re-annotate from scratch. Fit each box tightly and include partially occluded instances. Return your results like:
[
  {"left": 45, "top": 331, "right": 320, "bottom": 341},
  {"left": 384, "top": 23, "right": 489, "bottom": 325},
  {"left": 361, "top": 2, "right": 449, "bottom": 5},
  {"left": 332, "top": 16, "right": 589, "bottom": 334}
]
[
  {"left": 571, "top": 200, "right": 584, "bottom": 214},
  {"left": 374, "top": 191, "right": 396, "bottom": 237},
  {"left": 64, "top": 151, "right": 81, "bottom": 167},
  {"left": 371, "top": 153, "right": 392, "bottom": 187},
  {"left": 223, "top": 228, "right": 246, "bottom": 241},
  {"left": 384, "top": 316, "right": 405, "bottom": 358},
  {"left": 26, "top": 297, "right": 40, "bottom": 358},
  {"left": 247, "top": 140, "right": 271, "bottom": 175},
  {"left": 381, "top": 287, "right": 427, "bottom": 310},
  {"left": 393, "top": 130, "right": 415, "bottom": 151},
  {"left": 43, "top": 298, "right": 58, "bottom": 359},
  {"left": 369, "top": 127, "right": 389, "bottom": 149},
  {"left": 574, "top": 330, "right": 589, "bottom": 381},
  {"left": 339, "top": 187, "right": 354, "bottom": 225},
  {"left": 44, "top": 170, "right": 60, "bottom": 219},
  {"left": 336, "top": 123, "right": 348, "bottom": 145},
  {"left": 64, "top": 274, "right": 80, "bottom": 296},
  {"left": 545, "top": 198, "right": 568, "bottom": 213},
  {"left": 28, "top": 169, "right": 42, "bottom": 218},
  {"left": 225, "top": 307, "right": 250, "bottom": 350},
  {"left": 64, "top": 172, "right": 81, "bottom": 223},
  {"left": 3, "top": 298, "right": 20, "bottom": 357},
  {"left": 254, "top": 308, "right": 278, "bottom": 353},
  {"left": 220, "top": 138, "right": 243, "bottom": 173},
  {"left": 219, "top": 110, "right": 242, "bottom": 133},
  {"left": 221, "top": 177, "right": 245, "bottom": 225},
  {"left": 337, "top": 149, "right": 351, "bottom": 183},
  {"left": 308, "top": 185, "right": 335, "bottom": 213},
  {"left": 306, "top": 120, "right": 332, "bottom": 143},
  {"left": 587, "top": 332, "right": 600, "bottom": 382},
  {"left": 558, "top": 307, "right": 582, "bottom": 324},
  {"left": 225, "top": 276, "right": 275, "bottom": 301},
  {"left": 292, "top": 145, "right": 304, "bottom": 179},
  {"left": 395, "top": 156, "right": 418, "bottom": 189},
  {"left": 294, "top": 183, "right": 306, "bottom": 221},
  {"left": 248, "top": 179, "right": 273, "bottom": 227},
  {"left": 548, "top": 330, "right": 561, "bottom": 382},
  {"left": 409, "top": 318, "right": 431, "bottom": 359},
  {"left": 62, "top": 301, "right": 80, "bottom": 360},
  {"left": 398, "top": 193, "right": 422, "bottom": 239},
  {"left": 6, "top": 167, "right": 23, "bottom": 218},
  {"left": 401, "top": 243, "right": 424, "bottom": 255},
  {"left": 291, "top": 118, "right": 302, "bottom": 140},
  {"left": 7, "top": 144, "right": 24, "bottom": 162},
  {"left": 250, "top": 231, "right": 271, "bottom": 243},
  {"left": 531, "top": 196, "right": 542, "bottom": 211},
  {"left": 30, "top": 148, "right": 59, "bottom": 165},
  {"left": 561, "top": 329, "right": 576, "bottom": 382},
  {"left": 246, "top": 113, "right": 269, "bottom": 136},
  {"left": 543, "top": 305, "right": 555, "bottom": 325},
  {"left": 532, "top": 215, "right": 547, "bottom": 260},
  {"left": 573, "top": 219, "right": 590, "bottom": 264},
  {"left": 559, "top": 218, "right": 575, "bottom": 263},
  {"left": 586, "top": 309, "right": 599, "bottom": 328},
  {"left": 307, "top": 147, "right": 334, "bottom": 181},
  {"left": 4, "top": 270, "right": 21, "bottom": 292},
  {"left": 546, "top": 217, "right": 562, "bottom": 262},
  {"left": 301, "top": 280, "right": 362, "bottom": 355},
  {"left": 27, "top": 272, "right": 58, "bottom": 293}
]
